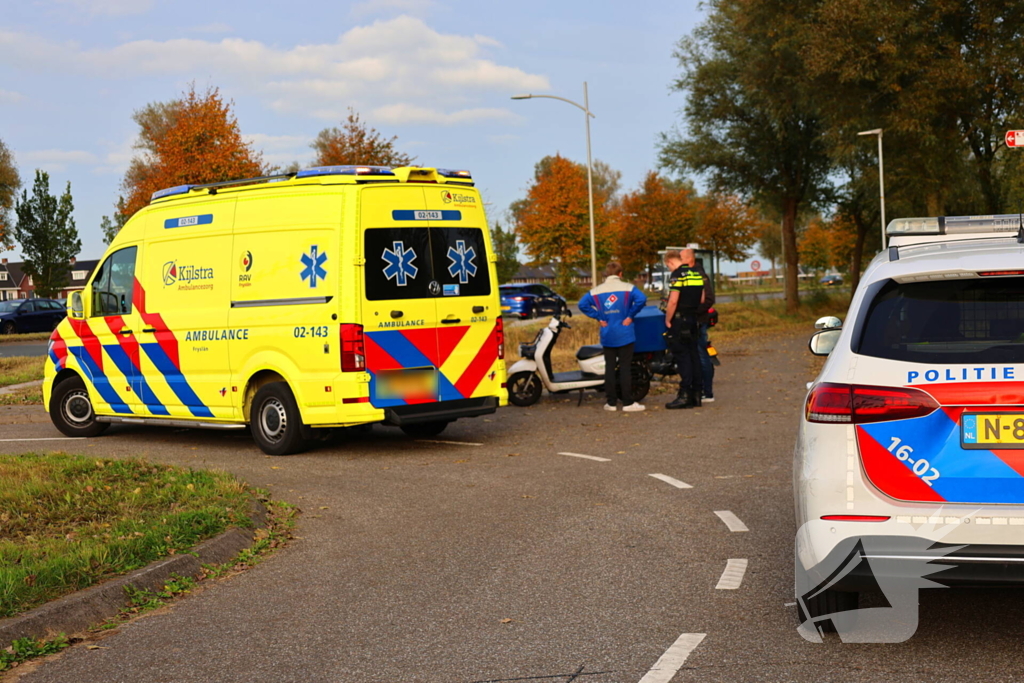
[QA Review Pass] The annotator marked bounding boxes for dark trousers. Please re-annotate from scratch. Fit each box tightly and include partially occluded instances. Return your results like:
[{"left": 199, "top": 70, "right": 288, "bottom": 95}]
[
  {"left": 698, "top": 323, "right": 714, "bottom": 396},
  {"left": 603, "top": 343, "right": 635, "bottom": 405},
  {"left": 670, "top": 314, "right": 702, "bottom": 395}
]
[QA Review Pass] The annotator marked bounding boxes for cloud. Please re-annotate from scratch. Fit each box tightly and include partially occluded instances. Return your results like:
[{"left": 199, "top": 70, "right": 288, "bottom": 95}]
[
  {"left": 0, "top": 89, "right": 25, "bottom": 104},
  {"left": 371, "top": 104, "right": 521, "bottom": 126},
  {"left": 244, "top": 133, "right": 310, "bottom": 168},
  {"left": 49, "top": 0, "right": 155, "bottom": 16},
  {"left": 0, "top": 16, "right": 548, "bottom": 125},
  {"left": 20, "top": 149, "right": 98, "bottom": 173}
]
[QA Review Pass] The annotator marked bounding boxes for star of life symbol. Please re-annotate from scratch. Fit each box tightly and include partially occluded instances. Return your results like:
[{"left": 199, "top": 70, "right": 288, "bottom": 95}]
[
  {"left": 382, "top": 241, "right": 418, "bottom": 286},
  {"left": 300, "top": 245, "right": 328, "bottom": 288},
  {"left": 603, "top": 294, "right": 618, "bottom": 309},
  {"left": 446, "top": 240, "right": 477, "bottom": 284}
]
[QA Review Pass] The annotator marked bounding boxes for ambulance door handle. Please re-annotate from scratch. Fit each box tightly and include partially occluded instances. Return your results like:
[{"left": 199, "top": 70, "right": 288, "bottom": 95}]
[
  {"left": 118, "top": 328, "right": 133, "bottom": 336},
  {"left": 390, "top": 310, "right": 403, "bottom": 319},
  {"left": 142, "top": 327, "right": 157, "bottom": 333},
  {"left": 441, "top": 318, "right": 462, "bottom": 325},
  {"left": 472, "top": 306, "right": 484, "bottom": 314}
]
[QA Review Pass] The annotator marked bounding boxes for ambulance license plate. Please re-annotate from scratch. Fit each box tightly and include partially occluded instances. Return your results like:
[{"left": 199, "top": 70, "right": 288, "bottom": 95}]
[
  {"left": 962, "top": 413, "right": 1024, "bottom": 449},
  {"left": 376, "top": 368, "right": 437, "bottom": 400}
]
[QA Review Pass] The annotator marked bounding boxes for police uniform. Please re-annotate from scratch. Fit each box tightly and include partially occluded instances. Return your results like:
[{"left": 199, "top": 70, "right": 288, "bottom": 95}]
[{"left": 667, "top": 264, "right": 706, "bottom": 409}]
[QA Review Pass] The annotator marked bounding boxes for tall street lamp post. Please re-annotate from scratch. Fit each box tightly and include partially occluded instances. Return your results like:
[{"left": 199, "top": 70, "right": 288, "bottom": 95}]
[
  {"left": 858, "top": 128, "right": 886, "bottom": 250},
  {"left": 512, "top": 83, "right": 598, "bottom": 286}
]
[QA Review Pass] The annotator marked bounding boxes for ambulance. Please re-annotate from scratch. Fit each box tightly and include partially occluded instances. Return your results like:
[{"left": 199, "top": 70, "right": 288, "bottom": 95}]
[{"left": 44, "top": 166, "right": 507, "bottom": 455}]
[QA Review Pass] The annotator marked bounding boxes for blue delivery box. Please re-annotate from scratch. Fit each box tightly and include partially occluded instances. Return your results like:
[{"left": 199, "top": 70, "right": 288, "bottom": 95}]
[{"left": 633, "top": 306, "right": 667, "bottom": 353}]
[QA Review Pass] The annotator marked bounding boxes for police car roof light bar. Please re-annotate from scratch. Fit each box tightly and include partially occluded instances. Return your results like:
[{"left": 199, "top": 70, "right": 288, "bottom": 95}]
[
  {"left": 295, "top": 166, "right": 395, "bottom": 178},
  {"left": 887, "top": 214, "right": 1024, "bottom": 237}
]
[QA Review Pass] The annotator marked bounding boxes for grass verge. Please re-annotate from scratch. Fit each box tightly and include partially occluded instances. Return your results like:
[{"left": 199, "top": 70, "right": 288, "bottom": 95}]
[
  {"left": 0, "top": 452, "right": 252, "bottom": 619},
  {"left": 0, "top": 386, "right": 42, "bottom": 406},
  {"left": 0, "top": 357, "right": 44, "bottom": 389},
  {"left": 0, "top": 333, "right": 51, "bottom": 345}
]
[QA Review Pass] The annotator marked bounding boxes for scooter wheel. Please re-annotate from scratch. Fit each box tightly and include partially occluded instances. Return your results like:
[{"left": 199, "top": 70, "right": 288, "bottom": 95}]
[{"left": 508, "top": 371, "right": 543, "bottom": 407}]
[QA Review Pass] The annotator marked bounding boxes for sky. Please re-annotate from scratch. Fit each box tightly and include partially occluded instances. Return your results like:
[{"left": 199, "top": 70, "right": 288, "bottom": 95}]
[{"left": 0, "top": 0, "right": 747, "bottom": 272}]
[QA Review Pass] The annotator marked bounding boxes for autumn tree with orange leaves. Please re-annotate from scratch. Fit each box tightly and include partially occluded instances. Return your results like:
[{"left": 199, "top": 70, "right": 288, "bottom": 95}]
[
  {"left": 510, "top": 154, "right": 613, "bottom": 287},
  {"left": 118, "top": 85, "right": 266, "bottom": 220},
  {"left": 614, "top": 172, "right": 697, "bottom": 280},
  {"left": 311, "top": 109, "right": 415, "bottom": 168},
  {"left": 697, "top": 194, "right": 762, "bottom": 276}
]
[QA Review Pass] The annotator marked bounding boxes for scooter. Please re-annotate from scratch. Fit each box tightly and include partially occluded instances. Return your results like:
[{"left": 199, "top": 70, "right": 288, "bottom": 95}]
[{"left": 506, "top": 314, "right": 652, "bottom": 407}]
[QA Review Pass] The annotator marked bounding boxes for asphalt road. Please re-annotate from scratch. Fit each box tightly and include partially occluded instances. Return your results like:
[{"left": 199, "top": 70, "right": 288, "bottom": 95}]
[
  {"left": 4, "top": 332, "right": 1024, "bottom": 682},
  {"left": 0, "top": 342, "right": 47, "bottom": 358}
]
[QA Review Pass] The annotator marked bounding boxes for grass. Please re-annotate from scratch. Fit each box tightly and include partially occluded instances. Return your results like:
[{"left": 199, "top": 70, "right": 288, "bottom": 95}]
[
  {"left": 0, "top": 356, "right": 45, "bottom": 388},
  {"left": 0, "top": 386, "right": 42, "bottom": 406},
  {"left": 0, "top": 332, "right": 51, "bottom": 345},
  {"left": 0, "top": 452, "right": 252, "bottom": 619}
]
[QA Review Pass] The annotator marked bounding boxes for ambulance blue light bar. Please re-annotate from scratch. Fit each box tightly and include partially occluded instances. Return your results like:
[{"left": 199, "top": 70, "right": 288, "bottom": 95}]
[
  {"left": 437, "top": 169, "right": 472, "bottom": 179},
  {"left": 887, "top": 214, "right": 1023, "bottom": 236},
  {"left": 295, "top": 166, "right": 395, "bottom": 178},
  {"left": 152, "top": 184, "right": 195, "bottom": 201}
]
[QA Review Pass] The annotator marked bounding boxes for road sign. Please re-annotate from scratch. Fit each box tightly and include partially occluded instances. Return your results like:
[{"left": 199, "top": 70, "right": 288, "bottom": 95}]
[
  {"left": 751, "top": 260, "right": 761, "bottom": 271},
  {"left": 1006, "top": 131, "right": 1024, "bottom": 148}
]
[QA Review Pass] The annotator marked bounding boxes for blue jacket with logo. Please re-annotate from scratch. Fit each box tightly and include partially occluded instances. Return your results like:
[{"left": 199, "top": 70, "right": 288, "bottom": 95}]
[{"left": 578, "top": 275, "right": 647, "bottom": 348}]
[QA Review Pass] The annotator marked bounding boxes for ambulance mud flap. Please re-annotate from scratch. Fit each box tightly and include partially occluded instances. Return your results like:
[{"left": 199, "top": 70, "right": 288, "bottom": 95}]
[{"left": 383, "top": 396, "right": 497, "bottom": 426}]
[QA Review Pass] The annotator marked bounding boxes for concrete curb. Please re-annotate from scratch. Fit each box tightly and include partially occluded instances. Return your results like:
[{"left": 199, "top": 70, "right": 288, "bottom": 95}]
[
  {"left": 0, "top": 379, "right": 43, "bottom": 395},
  {"left": 0, "top": 499, "right": 269, "bottom": 648}
]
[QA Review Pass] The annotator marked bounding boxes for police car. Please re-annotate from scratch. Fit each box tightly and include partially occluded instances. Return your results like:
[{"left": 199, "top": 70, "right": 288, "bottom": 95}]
[{"left": 796, "top": 215, "right": 1024, "bottom": 625}]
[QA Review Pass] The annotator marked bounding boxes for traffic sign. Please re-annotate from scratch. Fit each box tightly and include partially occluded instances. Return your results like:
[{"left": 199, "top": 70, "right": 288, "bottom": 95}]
[
  {"left": 751, "top": 260, "right": 761, "bottom": 271},
  {"left": 1006, "top": 130, "right": 1024, "bottom": 148}
]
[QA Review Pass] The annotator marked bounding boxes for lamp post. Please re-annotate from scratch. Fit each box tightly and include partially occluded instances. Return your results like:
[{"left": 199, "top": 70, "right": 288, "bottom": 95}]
[
  {"left": 858, "top": 128, "right": 886, "bottom": 250},
  {"left": 512, "top": 83, "right": 598, "bottom": 287}
]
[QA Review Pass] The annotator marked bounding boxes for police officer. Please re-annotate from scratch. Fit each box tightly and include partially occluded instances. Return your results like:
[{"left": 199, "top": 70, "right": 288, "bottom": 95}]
[{"left": 663, "top": 249, "right": 707, "bottom": 409}]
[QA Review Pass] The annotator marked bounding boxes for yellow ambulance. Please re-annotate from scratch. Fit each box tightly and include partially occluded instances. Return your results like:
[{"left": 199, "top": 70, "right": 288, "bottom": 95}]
[{"left": 44, "top": 166, "right": 507, "bottom": 455}]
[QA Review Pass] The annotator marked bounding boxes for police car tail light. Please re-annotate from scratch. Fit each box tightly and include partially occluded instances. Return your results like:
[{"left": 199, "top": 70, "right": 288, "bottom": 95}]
[
  {"left": 496, "top": 317, "right": 505, "bottom": 360},
  {"left": 978, "top": 270, "right": 1024, "bottom": 276},
  {"left": 806, "top": 383, "right": 938, "bottom": 424},
  {"left": 821, "top": 515, "right": 890, "bottom": 522},
  {"left": 340, "top": 324, "right": 366, "bottom": 372}
]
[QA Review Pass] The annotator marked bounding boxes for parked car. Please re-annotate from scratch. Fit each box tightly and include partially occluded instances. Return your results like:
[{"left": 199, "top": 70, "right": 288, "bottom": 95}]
[
  {"left": 499, "top": 284, "right": 568, "bottom": 319},
  {"left": 820, "top": 274, "right": 844, "bottom": 287},
  {"left": 0, "top": 298, "right": 67, "bottom": 334}
]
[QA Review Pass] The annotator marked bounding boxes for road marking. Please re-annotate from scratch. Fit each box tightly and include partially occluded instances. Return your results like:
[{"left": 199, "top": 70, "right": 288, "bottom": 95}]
[
  {"left": 558, "top": 452, "right": 611, "bottom": 462},
  {"left": 715, "top": 559, "right": 748, "bottom": 589},
  {"left": 638, "top": 632, "right": 706, "bottom": 683},
  {"left": 415, "top": 440, "right": 482, "bottom": 447},
  {"left": 0, "top": 437, "right": 85, "bottom": 442},
  {"left": 649, "top": 473, "right": 692, "bottom": 489},
  {"left": 714, "top": 510, "right": 749, "bottom": 532}
]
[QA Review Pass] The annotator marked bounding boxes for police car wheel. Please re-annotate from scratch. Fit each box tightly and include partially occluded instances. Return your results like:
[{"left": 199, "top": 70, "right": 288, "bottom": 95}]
[
  {"left": 399, "top": 421, "right": 449, "bottom": 438},
  {"left": 50, "top": 375, "right": 109, "bottom": 438},
  {"left": 251, "top": 382, "right": 310, "bottom": 456},
  {"left": 796, "top": 588, "right": 858, "bottom": 633},
  {"left": 507, "top": 371, "right": 542, "bottom": 407}
]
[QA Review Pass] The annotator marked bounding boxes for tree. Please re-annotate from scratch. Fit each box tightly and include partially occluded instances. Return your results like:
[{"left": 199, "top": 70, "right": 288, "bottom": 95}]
[
  {"left": 613, "top": 172, "right": 697, "bottom": 280},
  {"left": 491, "top": 221, "right": 520, "bottom": 284},
  {"left": 120, "top": 85, "right": 266, "bottom": 219},
  {"left": 12, "top": 171, "right": 81, "bottom": 298},
  {"left": 100, "top": 196, "right": 129, "bottom": 245},
  {"left": 0, "top": 137, "right": 19, "bottom": 250},
  {"left": 510, "top": 154, "right": 613, "bottom": 286},
  {"left": 697, "top": 194, "right": 761, "bottom": 275},
  {"left": 756, "top": 219, "right": 782, "bottom": 276},
  {"left": 659, "top": 0, "right": 834, "bottom": 311},
  {"left": 311, "top": 109, "right": 415, "bottom": 168},
  {"left": 798, "top": 217, "right": 832, "bottom": 273}
]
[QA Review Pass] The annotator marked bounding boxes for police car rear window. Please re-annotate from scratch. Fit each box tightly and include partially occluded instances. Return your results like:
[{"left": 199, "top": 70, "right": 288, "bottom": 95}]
[
  {"left": 364, "top": 227, "right": 490, "bottom": 301},
  {"left": 858, "top": 278, "right": 1024, "bottom": 364}
]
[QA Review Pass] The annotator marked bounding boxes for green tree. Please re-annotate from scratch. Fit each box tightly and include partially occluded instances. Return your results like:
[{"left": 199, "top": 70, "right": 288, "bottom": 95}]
[
  {"left": 491, "top": 221, "right": 520, "bottom": 284},
  {"left": 659, "top": 0, "right": 833, "bottom": 311},
  {"left": 100, "top": 196, "right": 129, "bottom": 245},
  {"left": 0, "top": 138, "right": 19, "bottom": 250},
  {"left": 12, "top": 171, "right": 81, "bottom": 298}
]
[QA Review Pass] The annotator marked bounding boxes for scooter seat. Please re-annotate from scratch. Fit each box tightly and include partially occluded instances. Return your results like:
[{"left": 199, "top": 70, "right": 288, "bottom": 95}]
[{"left": 576, "top": 344, "right": 604, "bottom": 361}]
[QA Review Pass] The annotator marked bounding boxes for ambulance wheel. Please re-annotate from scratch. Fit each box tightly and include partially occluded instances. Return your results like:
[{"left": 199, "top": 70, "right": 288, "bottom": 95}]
[
  {"left": 508, "top": 371, "right": 542, "bottom": 407},
  {"left": 50, "top": 375, "right": 109, "bottom": 438},
  {"left": 250, "top": 382, "right": 310, "bottom": 456},
  {"left": 399, "top": 421, "right": 449, "bottom": 438}
]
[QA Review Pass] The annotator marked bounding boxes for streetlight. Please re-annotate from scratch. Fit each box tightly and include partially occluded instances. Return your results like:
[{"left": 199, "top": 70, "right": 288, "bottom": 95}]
[
  {"left": 512, "top": 82, "right": 598, "bottom": 287},
  {"left": 858, "top": 128, "right": 886, "bottom": 250}
]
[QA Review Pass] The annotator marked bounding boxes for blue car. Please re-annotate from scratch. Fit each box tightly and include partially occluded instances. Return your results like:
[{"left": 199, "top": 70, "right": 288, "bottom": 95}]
[
  {"left": 0, "top": 298, "right": 67, "bottom": 334},
  {"left": 499, "top": 284, "right": 568, "bottom": 319}
]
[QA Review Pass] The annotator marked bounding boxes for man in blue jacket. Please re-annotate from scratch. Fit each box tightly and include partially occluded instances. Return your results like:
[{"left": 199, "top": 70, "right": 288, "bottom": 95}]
[{"left": 578, "top": 261, "right": 648, "bottom": 412}]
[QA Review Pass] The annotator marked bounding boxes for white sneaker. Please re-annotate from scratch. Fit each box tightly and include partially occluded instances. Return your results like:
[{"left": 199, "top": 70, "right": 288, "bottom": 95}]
[
  {"left": 702, "top": 396, "right": 715, "bottom": 403},
  {"left": 603, "top": 403, "right": 618, "bottom": 412},
  {"left": 622, "top": 403, "right": 646, "bottom": 412}
]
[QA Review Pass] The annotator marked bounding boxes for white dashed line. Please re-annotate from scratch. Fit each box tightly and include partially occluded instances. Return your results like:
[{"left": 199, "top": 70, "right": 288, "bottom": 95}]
[
  {"left": 415, "top": 440, "right": 482, "bottom": 447},
  {"left": 714, "top": 510, "right": 749, "bottom": 532},
  {"left": 648, "top": 473, "right": 692, "bottom": 489},
  {"left": 0, "top": 437, "right": 85, "bottom": 442},
  {"left": 715, "top": 559, "right": 748, "bottom": 589},
  {"left": 638, "top": 632, "right": 706, "bottom": 683},
  {"left": 558, "top": 452, "right": 611, "bottom": 462}
]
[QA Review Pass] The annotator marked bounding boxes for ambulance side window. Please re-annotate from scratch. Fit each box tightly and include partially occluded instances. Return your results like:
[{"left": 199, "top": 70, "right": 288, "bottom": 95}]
[{"left": 91, "top": 246, "right": 137, "bottom": 317}]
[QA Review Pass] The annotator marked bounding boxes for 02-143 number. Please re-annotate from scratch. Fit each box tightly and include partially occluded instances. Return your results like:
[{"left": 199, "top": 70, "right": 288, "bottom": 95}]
[{"left": 888, "top": 437, "right": 940, "bottom": 487}]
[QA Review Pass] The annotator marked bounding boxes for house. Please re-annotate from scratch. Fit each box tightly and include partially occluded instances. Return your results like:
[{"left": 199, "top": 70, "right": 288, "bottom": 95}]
[
  {"left": 510, "top": 262, "right": 591, "bottom": 287},
  {"left": 0, "top": 257, "right": 99, "bottom": 300}
]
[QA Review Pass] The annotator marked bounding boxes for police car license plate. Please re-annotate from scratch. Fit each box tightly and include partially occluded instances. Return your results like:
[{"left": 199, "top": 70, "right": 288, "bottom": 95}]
[
  {"left": 962, "top": 413, "right": 1024, "bottom": 449},
  {"left": 377, "top": 368, "right": 437, "bottom": 400}
]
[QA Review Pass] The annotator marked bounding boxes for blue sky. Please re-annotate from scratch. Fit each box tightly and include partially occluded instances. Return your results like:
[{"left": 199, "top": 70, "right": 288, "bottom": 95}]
[{"left": 1, "top": 0, "right": 729, "bottom": 269}]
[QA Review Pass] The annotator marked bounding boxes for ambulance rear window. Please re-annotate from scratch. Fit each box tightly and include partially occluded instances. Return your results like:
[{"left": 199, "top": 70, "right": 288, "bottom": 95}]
[
  {"left": 857, "top": 277, "right": 1024, "bottom": 363},
  {"left": 364, "top": 227, "right": 490, "bottom": 301}
]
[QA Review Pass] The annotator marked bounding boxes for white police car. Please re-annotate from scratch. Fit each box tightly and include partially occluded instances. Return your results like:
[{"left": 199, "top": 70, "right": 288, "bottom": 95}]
[{"left": 796, "top": 215, "right": 1024, "bottom": 628}]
